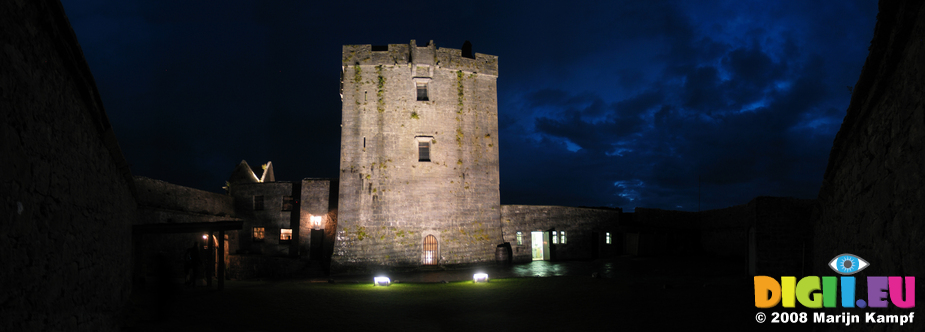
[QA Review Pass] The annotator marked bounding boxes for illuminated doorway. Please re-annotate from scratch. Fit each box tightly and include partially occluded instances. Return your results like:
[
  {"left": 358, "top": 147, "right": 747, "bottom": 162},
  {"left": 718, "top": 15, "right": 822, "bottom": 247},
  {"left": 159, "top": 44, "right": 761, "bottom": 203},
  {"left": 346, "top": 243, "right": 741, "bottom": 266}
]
[
  {"left": 423, "top": 235, "right": 438, "bottom": 265},
  {"left": 531, "top": 231, "right": 546, "bottom": 260}
]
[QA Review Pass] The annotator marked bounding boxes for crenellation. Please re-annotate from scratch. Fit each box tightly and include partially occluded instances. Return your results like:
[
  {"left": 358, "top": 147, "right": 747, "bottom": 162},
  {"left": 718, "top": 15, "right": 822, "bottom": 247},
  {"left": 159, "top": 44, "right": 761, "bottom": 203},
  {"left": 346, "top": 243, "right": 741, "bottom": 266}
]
[{"left": 342, "top": 41, "right": 497, "bottom": 76}]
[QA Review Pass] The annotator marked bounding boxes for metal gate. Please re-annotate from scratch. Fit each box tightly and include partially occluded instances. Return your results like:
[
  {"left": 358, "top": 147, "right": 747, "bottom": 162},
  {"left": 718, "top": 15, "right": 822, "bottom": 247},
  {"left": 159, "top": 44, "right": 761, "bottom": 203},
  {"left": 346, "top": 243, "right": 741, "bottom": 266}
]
[{"left": 423, "top": 235, "right": 438, "bottom": 265}]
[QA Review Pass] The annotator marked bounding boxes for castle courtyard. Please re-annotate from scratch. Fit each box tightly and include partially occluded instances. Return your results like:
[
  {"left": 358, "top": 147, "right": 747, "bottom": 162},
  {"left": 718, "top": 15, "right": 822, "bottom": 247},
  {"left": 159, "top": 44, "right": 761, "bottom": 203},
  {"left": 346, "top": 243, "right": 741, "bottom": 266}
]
[{"left": 121, "top": 255, "right": 783, "bottom": 332}]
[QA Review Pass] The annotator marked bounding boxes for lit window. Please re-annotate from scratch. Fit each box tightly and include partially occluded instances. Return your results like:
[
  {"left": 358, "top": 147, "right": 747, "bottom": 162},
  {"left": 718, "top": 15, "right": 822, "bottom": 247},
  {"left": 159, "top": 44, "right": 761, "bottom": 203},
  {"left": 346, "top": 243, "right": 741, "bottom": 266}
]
[
  {"left": 561, "top": 231, "right": 567, "bottom": 244},
  {"left": 281, "top": 196, "right": 293, "bottom": 211},
  {"left": 605, "top": 232, "right": 611, "bottom": 244},
  {"left": 552, "top": 231, "right": 558, "bottom": 244},
  {"left": 418, "top": 141, "right": 431, "bottom": 162},
  {"left": 253, "top": 227, "right": 265, "bottom": 242},
  {"left": 280, "top": 229, "right": 292, "bottom": 244},
  {"left": 417, "top": 82, "right": 429, "bottom": 101},
  {"left": 515, "top": 231, "right": 523, "bottom": 246},
  {"left": 253, "top": 196, "right": 264, "bottom": 210}
]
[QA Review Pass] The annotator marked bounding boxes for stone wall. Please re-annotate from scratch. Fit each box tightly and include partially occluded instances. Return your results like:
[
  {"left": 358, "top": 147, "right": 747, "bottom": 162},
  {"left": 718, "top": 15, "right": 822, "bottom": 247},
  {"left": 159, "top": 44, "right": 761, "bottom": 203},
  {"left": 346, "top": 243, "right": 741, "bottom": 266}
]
[
  {"left": 626, "top": 197, "right": 813, "bottom": 276},
  {"left": 814, "top": 0, "right": 923, "bottom": 324},
  {"left": 229, "top": 181, "right": 294, "bottom": 256},
  {"left": 1, "top": 0, "right": 137, "bottom": 330},
  {"left": 752, "top": 197, "right": 814, "bottom": 276},
  {"left": 333, "top": 41, "right": 501, "bottom": 274},
  {"left": 299, "top": 178, "right": 338, "bottom": 261},
  {"left": 698, "top": 203, "right": 753, "bottom": 258},
  {"left": 134, "top": 176, "right": 235, "bottom": 222},
  {"left": 131, "top": 176, "right": 239, "bottom": 286},
  {"left": 501, "top": 205, "right": 620, "bottom": 262}
]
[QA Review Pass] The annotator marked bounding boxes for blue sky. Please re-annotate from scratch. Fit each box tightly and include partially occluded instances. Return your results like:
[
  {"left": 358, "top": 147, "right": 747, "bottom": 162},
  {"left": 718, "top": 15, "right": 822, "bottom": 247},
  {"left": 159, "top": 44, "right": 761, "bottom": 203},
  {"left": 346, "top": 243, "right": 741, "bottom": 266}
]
[{"left": 60, "top": 0, "right": 878, "bottom": 211}]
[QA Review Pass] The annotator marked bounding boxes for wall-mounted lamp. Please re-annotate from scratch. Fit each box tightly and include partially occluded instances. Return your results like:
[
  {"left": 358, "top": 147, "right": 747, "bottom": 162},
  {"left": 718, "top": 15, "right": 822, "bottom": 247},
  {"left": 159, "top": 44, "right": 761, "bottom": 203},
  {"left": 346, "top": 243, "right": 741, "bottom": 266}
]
[
  {"left": 311, "top": 215, "right": 322, "bottom": 229},
  {"left": 374, "top": 276, "right": 391, "bottom": 286},
  {"left": 473, "top": 273, "right": 489, "bottom": 283}
]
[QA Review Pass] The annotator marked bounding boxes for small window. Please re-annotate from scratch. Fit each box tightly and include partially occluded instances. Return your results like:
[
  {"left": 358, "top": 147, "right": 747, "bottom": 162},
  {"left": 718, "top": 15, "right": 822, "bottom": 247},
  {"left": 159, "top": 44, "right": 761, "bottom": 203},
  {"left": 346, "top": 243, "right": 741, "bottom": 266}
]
[
  {"left": 605, "top": 232, "right": 611, "bottom": 244},
  {"left": 253, "top": 196, "right": 264, "bottom": 210},
  {"left": 515, "top": 231, "right": 523, "bottom": 246},
  {"left": 280, "top": 229, "right": 292, "bottom": 244},
  {"left": 561, "top": 231, "right": 567, "bottom": 244},
  {"left": 416, "top": 82, "right": 428, "bottom": 101},
  {"left": 552, "top": 231, "right": 558, "bottom": 244},
  {"left": 418, "top": 141, "right": 430, "bottom": 162},
  {"left": 253, "top": 227, "right": 265, "bottom": 242},
  {"left": 281, "top": 196, "right": 293, "bottom": 211}
]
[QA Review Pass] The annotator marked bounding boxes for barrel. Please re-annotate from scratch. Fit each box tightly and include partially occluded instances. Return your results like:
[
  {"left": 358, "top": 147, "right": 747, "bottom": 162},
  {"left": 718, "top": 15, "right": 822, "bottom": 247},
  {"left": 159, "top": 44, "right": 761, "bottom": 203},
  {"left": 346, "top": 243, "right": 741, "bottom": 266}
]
[{"left": 495, "top": 242, "right": 512, "bottom": 264}]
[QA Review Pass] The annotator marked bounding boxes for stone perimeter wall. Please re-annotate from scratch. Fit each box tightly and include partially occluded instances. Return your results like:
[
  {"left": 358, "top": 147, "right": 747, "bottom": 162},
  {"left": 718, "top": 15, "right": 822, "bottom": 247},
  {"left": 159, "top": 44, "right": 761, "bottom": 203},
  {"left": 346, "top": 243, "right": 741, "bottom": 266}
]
[
  {"left": 627, "top": 197, "right": 813, "bottom": 276},
  {"left": 1, "top": 0, "right": 137, "bottom": 330},
  {"left": 501, "top": 205, "right": 620, "bottom": 262},
  {"left": 134, "top": 176, "right": 235, "bottom": 222},
  {"left": 813, "top": 0, "right": 923, "bottom": 327},
  {"left": 333, "top": 41, "right": 501, "bottom": 274}
]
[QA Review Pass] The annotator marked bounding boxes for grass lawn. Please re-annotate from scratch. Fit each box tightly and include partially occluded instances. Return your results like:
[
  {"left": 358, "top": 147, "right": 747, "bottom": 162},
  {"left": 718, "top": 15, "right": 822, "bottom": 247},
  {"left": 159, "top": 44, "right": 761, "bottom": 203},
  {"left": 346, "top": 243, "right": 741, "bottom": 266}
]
[{"left": 122, "top": 269, "right": 769, "bottom": 331}]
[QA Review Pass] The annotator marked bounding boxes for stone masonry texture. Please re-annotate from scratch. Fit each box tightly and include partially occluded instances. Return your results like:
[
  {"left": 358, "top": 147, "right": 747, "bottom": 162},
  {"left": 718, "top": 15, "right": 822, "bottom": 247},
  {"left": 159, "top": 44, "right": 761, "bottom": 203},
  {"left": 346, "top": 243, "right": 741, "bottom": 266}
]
[
  {"left": 813, "top": 0, "right": 923, "bottom": 328},
  {"left": 333, "top": 41, "right": 501, "bottom": 273},
  {"left": 1, "top": 0, "right": 138, "bottom": 330}
]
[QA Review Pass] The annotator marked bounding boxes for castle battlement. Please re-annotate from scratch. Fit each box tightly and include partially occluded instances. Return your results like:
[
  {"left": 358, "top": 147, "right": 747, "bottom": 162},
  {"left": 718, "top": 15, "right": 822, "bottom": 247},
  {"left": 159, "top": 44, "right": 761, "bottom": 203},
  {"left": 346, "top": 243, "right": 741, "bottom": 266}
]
[{"left": 342, "top": 40, "right": 498, "bottom": 76}]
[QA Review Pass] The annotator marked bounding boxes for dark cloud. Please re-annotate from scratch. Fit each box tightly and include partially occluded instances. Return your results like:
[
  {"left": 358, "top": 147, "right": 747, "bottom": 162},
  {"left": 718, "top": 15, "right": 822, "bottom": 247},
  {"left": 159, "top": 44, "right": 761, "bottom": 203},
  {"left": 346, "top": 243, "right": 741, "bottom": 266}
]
[{"left": 61, "top": 0, "right": 877, "bottom": 211}]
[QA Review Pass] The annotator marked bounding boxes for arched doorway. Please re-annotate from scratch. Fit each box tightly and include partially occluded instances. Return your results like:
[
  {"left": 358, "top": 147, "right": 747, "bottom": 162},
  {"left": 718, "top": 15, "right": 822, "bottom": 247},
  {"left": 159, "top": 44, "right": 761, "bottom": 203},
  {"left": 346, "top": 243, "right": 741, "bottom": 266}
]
[{"left": 423, "top": 235, "right": 438, "bottom": 265}]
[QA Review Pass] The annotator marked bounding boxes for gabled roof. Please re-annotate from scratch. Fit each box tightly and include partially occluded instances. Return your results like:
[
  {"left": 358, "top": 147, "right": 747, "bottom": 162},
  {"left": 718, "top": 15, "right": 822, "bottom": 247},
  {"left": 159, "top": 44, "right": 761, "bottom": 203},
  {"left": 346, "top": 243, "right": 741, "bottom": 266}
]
[
  {"left": 259, "top": 161, "right": 275, "bottom": 182},
  {"left": 227, "top": 160, "right": 260, "bottom": 185}
]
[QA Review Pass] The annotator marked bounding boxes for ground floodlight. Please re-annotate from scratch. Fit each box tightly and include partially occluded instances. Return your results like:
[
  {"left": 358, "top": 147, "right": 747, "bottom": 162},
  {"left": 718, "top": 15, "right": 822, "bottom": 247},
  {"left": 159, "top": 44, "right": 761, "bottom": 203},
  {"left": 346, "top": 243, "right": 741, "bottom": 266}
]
[
  {"left": 473, "top": 273, "right": 489, "bottom": 283},
  {"left": 374, "top": 276, "right": 391, "bottom": 286}
]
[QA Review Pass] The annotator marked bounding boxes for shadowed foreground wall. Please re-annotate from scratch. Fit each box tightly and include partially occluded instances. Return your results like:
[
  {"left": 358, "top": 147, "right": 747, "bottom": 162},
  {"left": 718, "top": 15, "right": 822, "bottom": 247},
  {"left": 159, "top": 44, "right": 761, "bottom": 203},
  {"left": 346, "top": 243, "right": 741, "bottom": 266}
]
[
  {"left": 1, "top": 0, "right": 137, "bottom": 331},
  {"left": 814, "top": 0, "right": 923, "bottom": 328}
]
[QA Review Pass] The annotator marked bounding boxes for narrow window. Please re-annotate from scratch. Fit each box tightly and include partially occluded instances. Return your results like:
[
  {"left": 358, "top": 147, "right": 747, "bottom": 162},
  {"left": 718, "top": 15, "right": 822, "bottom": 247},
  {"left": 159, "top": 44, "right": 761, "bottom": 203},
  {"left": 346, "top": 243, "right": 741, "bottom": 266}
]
[
  {"left": 552, "top": 231, "right": 558, "bottom": 244},
  {"left": 418, "top": 141, "right": 430, "bottom": 162},
  {"left": 605, "top": 232, "right": 611, "bottom": 244},
  {"left": 516, "top": 231, "right": 523, "bottom": 246},
  {"left": 253, "top": 227, "right": 265, "bottom": 242},
  {"left": 253, "top": 196, "right": 264, "bottom": 210},
  {"left": 280, "top": 229, "right": 292, "bottom": 244},
  {"left": 281, "top": 196, "right": 293, "bottom": 211},
  {"left": 416, "top": 82, "right": 428, "bottom": 101},
  {"left": 561, "top": 231, "right": 567, "bottom": 244}
]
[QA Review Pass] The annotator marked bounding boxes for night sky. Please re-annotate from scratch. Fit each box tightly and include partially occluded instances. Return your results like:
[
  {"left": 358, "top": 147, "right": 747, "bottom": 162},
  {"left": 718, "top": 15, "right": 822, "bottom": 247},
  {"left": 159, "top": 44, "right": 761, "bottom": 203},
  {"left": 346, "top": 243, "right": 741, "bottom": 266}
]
[{"left": 60, "top": 1, "right": 878, "bottom": 212}]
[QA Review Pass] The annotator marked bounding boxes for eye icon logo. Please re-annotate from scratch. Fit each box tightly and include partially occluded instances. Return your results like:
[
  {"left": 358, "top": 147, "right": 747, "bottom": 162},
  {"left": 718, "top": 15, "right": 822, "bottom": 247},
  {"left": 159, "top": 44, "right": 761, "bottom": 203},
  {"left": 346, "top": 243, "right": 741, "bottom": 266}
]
[{"left": 828, "top": 253, "right": 869, "bottom": 275}]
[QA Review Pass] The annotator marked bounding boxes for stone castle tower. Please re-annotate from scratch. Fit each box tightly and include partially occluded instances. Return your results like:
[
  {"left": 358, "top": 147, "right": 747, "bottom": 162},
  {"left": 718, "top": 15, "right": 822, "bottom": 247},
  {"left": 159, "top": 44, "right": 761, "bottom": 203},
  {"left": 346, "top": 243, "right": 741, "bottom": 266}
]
[{"left": 331, "top": 40, "right": 500, "bottom": 272}]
